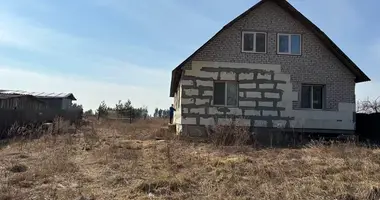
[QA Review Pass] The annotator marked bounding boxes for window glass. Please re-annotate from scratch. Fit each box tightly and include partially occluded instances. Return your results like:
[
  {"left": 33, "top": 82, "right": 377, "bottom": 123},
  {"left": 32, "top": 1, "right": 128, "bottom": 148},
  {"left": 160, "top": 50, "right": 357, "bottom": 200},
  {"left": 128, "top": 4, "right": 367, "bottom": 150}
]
[
  {"left": 301, "top": 85, "right": 312, "bottom": 108},
  {"left": 291, "top": 35, "right": 301, "bottom": 54},
  {"left": 226, "top": 82, "right": 238, "bottom": 106},
  {"left": 313, "top": 85, "right": 323, "bottom": 109},
  {"left": 214, "top": 82, "right": 225, "bottom": 105},
  {"left": 279, "top": 35, "right": 289, "bottom": 53},
  {"left": 243, "top": 33, "right": 254, "bottom": 52},
  {"left": 255, "top": 33, "right": 266, "bottom": 53}
]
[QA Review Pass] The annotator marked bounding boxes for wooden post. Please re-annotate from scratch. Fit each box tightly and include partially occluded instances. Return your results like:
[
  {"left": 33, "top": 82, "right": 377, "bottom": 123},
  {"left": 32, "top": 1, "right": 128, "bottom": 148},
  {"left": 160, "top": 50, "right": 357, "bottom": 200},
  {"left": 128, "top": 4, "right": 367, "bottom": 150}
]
[
  {"left": 270, "top": 130, "right": 273, "bottom": 148},
  {"left": 129, "top": 108, "right": 132, "bottom": 124}
]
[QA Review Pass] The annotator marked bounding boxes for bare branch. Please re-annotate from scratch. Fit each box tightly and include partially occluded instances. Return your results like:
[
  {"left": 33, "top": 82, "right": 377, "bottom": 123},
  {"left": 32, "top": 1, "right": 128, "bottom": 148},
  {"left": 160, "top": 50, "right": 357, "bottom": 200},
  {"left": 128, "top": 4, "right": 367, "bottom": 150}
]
[{"left": 357, "top": 96, "right": 380, "bottom": 114}]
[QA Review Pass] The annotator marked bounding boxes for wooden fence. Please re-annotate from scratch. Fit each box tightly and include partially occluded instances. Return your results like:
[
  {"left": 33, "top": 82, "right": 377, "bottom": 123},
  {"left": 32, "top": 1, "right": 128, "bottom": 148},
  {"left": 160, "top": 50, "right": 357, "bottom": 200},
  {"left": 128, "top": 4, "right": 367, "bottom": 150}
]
[
  {"left": 356, "top": 113, "right": 380, "bottom": 143},
  {"left": 0, "top": 108, "right": 83, "bottom": 137}
]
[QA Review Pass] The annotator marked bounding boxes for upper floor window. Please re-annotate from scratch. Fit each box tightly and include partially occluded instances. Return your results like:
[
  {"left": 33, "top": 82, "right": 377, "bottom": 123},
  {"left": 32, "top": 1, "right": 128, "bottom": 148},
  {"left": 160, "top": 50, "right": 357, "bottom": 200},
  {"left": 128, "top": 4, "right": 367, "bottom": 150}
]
[
  {"left": 301, "top": 84, "right": 324, "bottom": 109},
  {"left": 277, "top": 33, "right": 301, "bottom": 55},
  {"left": 214, "top": 81, "right": 238, "bottom": 106},
  {"left": 242, "top": 32, "right": 266, "bottom": 53}
]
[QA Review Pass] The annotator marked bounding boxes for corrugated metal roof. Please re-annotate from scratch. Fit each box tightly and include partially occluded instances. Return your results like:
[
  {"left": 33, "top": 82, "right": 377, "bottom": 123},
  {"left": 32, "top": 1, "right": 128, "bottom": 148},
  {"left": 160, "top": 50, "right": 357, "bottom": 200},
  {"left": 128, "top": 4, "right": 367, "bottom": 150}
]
[
  {"left": 0, "top": 93, "right": 45, "bottom": 102},
  {"left": 0, "top": 94, "right": 26, "bottom": 99},
  {"left": 0, "top": 90, "right": 77, "bottom": 100}
]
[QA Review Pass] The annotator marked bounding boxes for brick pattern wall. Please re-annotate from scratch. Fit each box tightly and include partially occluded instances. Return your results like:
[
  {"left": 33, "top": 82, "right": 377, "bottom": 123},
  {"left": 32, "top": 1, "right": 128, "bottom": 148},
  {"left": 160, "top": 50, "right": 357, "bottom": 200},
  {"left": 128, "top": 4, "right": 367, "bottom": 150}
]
[
  {"left": 182, "top": 1, "right": 355, "bottom": 110},
  {"left": 181, "top": 63, "right": 296, "bottom": 129}
]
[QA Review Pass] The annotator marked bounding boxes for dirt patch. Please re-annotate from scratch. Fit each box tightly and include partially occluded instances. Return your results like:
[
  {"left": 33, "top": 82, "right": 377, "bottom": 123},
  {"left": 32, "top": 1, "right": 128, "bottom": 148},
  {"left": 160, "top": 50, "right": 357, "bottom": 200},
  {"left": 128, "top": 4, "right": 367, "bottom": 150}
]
[{"left": 8, "top": 164, "right": 28, "bottom": 173}]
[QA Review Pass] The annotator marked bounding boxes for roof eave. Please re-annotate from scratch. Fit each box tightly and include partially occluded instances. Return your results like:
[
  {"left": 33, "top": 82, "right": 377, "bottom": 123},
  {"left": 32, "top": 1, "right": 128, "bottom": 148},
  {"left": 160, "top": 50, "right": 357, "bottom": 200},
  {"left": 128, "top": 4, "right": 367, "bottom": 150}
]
[
  {"left": 170, "top": 69, "right": 181, "bottom": 97},
  {"left": 355, "top": 76, "right": 371, "bottom": 83},
  {"left": 169, "top": 1, "right": 268, "bottom": 97},
  {"left": 67, "top": 93, "right": 77, "bottom": 101},
  {"left": 169, "top": 0, "right": 371, "bottom": 95},
  {"left": 276, "top": 0, "right": 371, "bottom": 83}
]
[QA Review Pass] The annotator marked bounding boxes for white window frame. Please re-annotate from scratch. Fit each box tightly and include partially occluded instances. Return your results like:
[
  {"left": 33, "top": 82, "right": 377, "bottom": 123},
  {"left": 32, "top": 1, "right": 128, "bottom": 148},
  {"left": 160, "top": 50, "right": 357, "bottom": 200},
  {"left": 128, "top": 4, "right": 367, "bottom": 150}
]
[
  {"left": 277, "top": 33, "right": 302, "bottom": 55},
  {"left": 213, "top": 81, "right": 238, "bottom": 107},
  {"left": 301, "top": 84, "right": 325, "bottom": 110},
  {"left": 241, "top": 31, "right": 267, "bottom": 53}
]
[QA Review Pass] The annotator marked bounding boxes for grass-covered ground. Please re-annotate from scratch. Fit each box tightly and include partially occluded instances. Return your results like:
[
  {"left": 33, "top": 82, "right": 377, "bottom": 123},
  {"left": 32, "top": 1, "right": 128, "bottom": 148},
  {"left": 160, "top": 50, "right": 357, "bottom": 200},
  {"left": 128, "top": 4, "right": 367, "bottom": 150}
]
[{"left": 1, "top": 118, "right": 380, "bottom": 200}]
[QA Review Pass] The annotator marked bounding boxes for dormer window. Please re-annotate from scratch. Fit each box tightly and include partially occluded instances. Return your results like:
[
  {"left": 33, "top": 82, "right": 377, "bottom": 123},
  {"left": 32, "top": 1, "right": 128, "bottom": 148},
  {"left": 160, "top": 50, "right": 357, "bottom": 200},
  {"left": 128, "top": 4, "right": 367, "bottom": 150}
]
[
  {"left": 277, "top": 33, "right": 301, "bottom": 55},
  {"left": 242, "top": 31, "right": 267, "bottom": 53}
]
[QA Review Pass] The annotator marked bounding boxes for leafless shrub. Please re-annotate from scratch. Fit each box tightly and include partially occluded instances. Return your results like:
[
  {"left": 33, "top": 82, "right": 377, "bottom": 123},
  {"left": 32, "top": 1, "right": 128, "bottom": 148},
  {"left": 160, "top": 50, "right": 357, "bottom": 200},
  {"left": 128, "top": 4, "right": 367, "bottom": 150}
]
[
  {"left": 7, "top": 122, "right": 23, "bottom": 138},
  {"left": 206, "top": 119, "right": 253, "bottom": 146},
  {"left": 6, "top": 123, "right": 45, "bottom": 151},
  {"left": 7, "top": 122, "right": 41, "bottom": 140},
  {"left": 357, "top": 97, "right": 380, "bottom": 113},
  {"left": 5, "top": 117, "right": 74, "bottom": 149},
  {"left": 52, "top": 117, "right": 70, "bottom": 135}
]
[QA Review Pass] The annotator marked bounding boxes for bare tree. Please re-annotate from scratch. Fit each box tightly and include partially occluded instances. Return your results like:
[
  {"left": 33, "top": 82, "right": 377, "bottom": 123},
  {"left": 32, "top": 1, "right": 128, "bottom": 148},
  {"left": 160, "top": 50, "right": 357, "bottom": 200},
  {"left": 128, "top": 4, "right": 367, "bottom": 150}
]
[{"left": 357, "top": 97, "right": 380, "bottom": 114}]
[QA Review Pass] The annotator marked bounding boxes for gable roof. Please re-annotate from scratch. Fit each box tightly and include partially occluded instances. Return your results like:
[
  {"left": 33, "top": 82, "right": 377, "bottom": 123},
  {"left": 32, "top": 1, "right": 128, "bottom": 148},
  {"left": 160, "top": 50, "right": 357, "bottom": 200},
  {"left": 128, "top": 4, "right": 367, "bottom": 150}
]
[{"left": 169, "top": 0, "right": 370, "bottom": 97}]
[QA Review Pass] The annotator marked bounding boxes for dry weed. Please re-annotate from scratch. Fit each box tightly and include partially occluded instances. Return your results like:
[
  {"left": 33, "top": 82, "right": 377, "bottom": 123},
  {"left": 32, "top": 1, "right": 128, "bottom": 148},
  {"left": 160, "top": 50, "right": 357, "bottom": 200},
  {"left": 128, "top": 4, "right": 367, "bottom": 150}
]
[
  {"left": 32, "top": 147, "right": 78, "bottom": 180},
  {"left": 206, "top": 119, "right": 253, "bottom": 146},
  {"left": 0, "top": 185, "right": 12, "bottom": 200},
  {"left": 82, "top": 124, "right": 100, "bottom": 150},
  {"left": 134, "top": 176, "right": 194, "bottom": 196},
  {"left": 2, "top": 118, "right": 380, "bottom": 199}
]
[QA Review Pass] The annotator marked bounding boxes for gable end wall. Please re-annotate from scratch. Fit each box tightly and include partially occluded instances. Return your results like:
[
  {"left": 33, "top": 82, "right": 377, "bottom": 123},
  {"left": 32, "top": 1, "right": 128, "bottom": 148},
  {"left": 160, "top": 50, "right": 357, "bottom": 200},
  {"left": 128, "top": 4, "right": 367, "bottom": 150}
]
[{"left": 184, "top": 1, "right": 355, "bottom": 110}]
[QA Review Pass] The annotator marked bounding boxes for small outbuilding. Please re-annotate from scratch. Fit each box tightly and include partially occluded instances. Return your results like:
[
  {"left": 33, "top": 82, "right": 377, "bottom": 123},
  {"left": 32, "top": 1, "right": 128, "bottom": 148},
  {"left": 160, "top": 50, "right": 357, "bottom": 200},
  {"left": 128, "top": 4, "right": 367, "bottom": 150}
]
[
  {"left": 0, "top": 90, "right": 77, "bottom": 110},
  {"left": 0, "top": 94, "right": 47, "bottom": 110}
]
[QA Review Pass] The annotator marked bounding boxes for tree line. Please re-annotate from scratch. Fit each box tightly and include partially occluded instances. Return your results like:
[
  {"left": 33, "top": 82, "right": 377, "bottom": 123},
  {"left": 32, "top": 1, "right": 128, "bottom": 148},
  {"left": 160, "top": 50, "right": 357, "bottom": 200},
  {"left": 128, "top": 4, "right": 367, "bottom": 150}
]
[
  {"left": 153, "top": 108, "right": 170, "bottom": 118},
  {"left": 83, "top": 100, "right": 171, "bottom": 120},
  {"left": 83, "top": 100, "right": 148, "bottom": 120}
]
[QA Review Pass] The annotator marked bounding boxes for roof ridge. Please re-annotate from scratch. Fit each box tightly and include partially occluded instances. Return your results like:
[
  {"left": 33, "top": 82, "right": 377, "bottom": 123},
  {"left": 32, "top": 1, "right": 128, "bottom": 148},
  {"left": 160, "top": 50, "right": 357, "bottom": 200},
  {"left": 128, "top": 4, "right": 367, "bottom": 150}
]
[
  {"left": 0, "top": 90, "right": 76, "bottom": 100},
  {"left": 169, "top": 0, "right": 370, "bottom": 97}
]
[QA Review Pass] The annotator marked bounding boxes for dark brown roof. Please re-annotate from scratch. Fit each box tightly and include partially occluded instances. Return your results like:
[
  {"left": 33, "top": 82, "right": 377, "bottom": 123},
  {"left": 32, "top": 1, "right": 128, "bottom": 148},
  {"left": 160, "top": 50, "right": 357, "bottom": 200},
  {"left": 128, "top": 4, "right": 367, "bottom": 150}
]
[{"left": 169, "top": 0, "right": 370, "bottom": 97}]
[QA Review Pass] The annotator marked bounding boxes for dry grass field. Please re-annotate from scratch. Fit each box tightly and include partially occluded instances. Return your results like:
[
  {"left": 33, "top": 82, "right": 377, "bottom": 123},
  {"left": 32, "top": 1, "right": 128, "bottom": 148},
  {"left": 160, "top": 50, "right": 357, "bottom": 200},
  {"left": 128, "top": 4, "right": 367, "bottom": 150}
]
[{"left": 1, "top": 118, "right": 380, "bottom": 200}]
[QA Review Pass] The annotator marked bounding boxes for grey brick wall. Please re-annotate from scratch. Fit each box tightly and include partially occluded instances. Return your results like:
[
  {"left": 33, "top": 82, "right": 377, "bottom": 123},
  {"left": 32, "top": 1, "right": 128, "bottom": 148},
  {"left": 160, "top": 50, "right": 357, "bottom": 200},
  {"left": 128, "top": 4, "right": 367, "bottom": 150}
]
[
  {"left": 181, "top": 65, "right": 295, "bottom": 129},
  {"left": 183, "top": 0, "right": 355, "bottom": 110}
]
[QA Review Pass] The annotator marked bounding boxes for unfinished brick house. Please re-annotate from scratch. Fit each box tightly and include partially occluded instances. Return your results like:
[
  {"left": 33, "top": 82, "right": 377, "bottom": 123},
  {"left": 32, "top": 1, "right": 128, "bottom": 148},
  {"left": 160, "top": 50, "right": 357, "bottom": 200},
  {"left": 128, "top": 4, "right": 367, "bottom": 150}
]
[{"left": 169, "top": 0, "right": 370, "bottom": 138}]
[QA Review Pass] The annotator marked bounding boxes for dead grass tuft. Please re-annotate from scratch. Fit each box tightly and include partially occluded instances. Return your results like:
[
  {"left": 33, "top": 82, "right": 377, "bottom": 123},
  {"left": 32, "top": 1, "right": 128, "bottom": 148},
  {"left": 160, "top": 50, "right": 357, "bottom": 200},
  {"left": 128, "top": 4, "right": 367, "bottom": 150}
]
[
  {"left": 2, "top": 118, "right": 380, "bottom": 199},
  {"left": 0, "top": 195, "right": 12, "bottom": 200},
  {"left": 0, "top": 186, "right": 12, "bottom": 200},
  {"left": 367, "top": 187, "right": 380, "bottom": 200},
  {"left": 336, "top": 194, "right": 358, "bottom": 200},
  {"left": 207, "top": 120, "right": 253, "bottom": 146},
  {"left": 78, "top": 195, "right": 96, "bottom": 200},
  {"left": 32, "top": 147, "right": 79, "bottom": 179},
  {"left": 134, "top": 177, "right": 194, "bottom": 196},
  {"left": 8, "top": 173, "right": 35, "bottom": 188}
]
